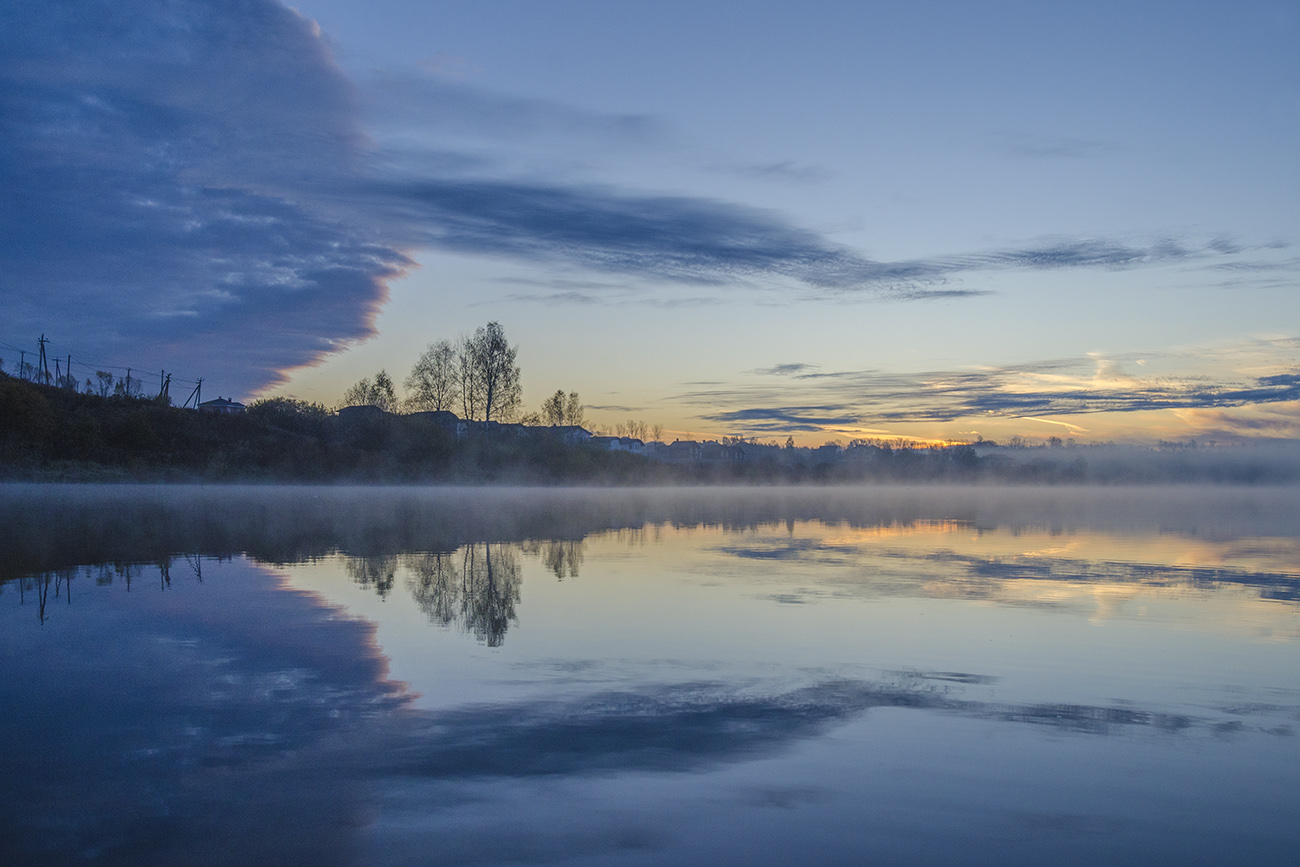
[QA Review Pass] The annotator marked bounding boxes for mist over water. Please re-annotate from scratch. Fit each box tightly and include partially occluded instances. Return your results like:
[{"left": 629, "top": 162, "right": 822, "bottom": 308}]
[{"left": 2, "top": 484, "right": 1298, "bottom": 865}]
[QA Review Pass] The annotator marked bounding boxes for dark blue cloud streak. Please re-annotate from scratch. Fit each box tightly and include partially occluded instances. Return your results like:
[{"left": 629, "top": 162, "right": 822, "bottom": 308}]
[{"left": 688, "top": 361, "right": 1300, "bottom": 430}]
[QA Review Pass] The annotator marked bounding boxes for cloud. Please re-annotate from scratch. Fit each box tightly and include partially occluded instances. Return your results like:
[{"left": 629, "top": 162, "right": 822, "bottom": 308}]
[
  {"left": 701, "top": 406, "right": 862, "bottom": 432},
  {"left": 0, "top": 0, "right": 409, "bottom": 394},
  {"left": 753, "top": 363, "right": 819, "bottom": 376},
  {"left": 998, "top": 132, "right": 1120, "bottom": 159},
  {"left": 362, "top": 72, "right": 665, "bottom": 146},
  {"left": 673, "top": 349, "right": 1300, "bottom": 434},
  {"left": 712, "top": 159, "right": 829, "bottom": 183},
  {"left": 1, "top": 0, "right": 1287, "bottom": 394}
]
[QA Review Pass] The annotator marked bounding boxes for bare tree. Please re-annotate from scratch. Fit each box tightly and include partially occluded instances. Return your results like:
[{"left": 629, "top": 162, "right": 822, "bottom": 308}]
[
  {"left": 342, "top": 370, "right": 398, "bottom": 412},
  {"left": 541, "top": 389, "right": 566, "bottom": 426},
  {"left": 405, "top": 339, "right": 459, "bottom": 412},
  {"left": 615, "top": 419, "right": 649, "bottom": 440},
  {"left": 542, "top": 390, "right": 584, "bottom": 426},
  {"left": 94, "top": 370, "right": 114, "bottom": 397},
  {"left": 563, "top": 392, "right": 584, "bottom": 426},
  {"left": 456, "top": 334, "right": 481, "bottom": 420},
  {"left": 113, "top": 370, "right": 141, "bottom": 398},
  {"left": 463, "top": 321, "right": 521, "bottom": 422}
]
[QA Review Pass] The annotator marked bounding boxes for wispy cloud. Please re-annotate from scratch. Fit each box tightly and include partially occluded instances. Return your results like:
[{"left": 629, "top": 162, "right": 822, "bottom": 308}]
[
  {"left": 676, "top": 347, "right": 1300, "bottom": 434},
  {"left": 998, "top": 132, "right": 1120, "bottom": 159},
  {"left": 753, "top": 363, "right": 820, "bottom": 376},
  {"left": 703, "top": 406, "right": 862, "bottom": 432},
  {"left": 711, "top": 159, "right": 829, "bottom": 183},
  {"left": 363, "top": 72, "right": 666, "bottom": 147}
]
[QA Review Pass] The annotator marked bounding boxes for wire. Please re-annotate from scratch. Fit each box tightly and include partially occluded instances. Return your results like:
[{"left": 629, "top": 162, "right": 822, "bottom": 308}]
[{"left": 2, "top": 335, "right": 199, "bottom": 389}]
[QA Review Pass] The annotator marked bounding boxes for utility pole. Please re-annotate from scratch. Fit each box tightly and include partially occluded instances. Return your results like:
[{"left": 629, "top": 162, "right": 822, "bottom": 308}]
[
  {"left": 159, "top": 372, "right": 171, "bottom": 401},
  {"left": 18, "top": 350, "right": 25, "bottom": 381},
  {"left": 38, "top": 334, "right": 50, "bottom": 384},
  {"left": 182, "top": 377, "right": 202, "bottom": 409},
  {"left": 67, "top": 356, "right": 72, "bottom": 390}
]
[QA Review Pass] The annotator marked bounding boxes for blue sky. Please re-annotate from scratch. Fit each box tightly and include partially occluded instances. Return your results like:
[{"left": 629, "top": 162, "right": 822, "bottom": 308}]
[{"left": 3, "top": 1, "right": 1298, "bottom": 442}]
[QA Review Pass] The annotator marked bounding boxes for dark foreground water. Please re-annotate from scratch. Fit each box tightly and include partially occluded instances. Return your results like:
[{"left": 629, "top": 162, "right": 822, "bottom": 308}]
[{"left": 2, "top": 485, "right": 1298, "bottom": 866}]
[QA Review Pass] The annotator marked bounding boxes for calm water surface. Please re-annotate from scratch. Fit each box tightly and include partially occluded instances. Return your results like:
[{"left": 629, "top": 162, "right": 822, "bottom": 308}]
[{"left": 2, "top": 485, "right": 1298, "bottom": 866}]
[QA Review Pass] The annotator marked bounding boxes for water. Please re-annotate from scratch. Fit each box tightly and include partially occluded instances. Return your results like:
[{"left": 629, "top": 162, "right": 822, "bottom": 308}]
[{"left": 2, "top": 485, "right": 1298, "bottom": 866}]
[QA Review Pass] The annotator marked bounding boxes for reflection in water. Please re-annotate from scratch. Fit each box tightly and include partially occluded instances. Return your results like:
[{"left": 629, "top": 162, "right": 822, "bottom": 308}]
[
  {"left": 521, "top": 538, "right": 586, "bottom": 579},
  {"left": 347, "top": 545, "right": 526, "bottom": 646},
  {"left": 415, "top": 544, "right": 521, "bottom": 646},
  {"left": 2, "top": 484, "right": 1300, "bottom": 865}
]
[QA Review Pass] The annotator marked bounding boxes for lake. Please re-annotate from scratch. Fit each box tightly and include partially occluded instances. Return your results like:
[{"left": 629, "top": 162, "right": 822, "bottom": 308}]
[{"left": 2, "top": 484, "right": 1298, "bottom": 866}]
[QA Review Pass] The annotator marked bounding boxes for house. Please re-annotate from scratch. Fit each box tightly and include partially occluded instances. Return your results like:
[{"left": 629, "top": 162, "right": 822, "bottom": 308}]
[
  {"left": 664, "top": 440, "right": 702, "bottom": 460},
  {"left": 337, "top": 404, "right": 385, "bottom": 421},
  {"left": 586, "top": 436, "right": 642, "bottom": 452},
  {"left": 700, "top": 441, "right": 745, "bottom": 461},
  {"left": 641, "top": 441, "right": 671, "bottom": 460},
  {"left": 550, "top": 425, "right": 592, "bottom": 444},
  {"left": 408, "top": 410, "right": 467, "bottom": 437},
  {"left": 197, "top": 396, "right": 246, "bottom": 414}
]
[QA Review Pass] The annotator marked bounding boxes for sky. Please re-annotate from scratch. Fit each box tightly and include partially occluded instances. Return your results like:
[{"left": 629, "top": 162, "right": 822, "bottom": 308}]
[{"left": 3, "top": 0, "right": 1298, "bottom": 443}]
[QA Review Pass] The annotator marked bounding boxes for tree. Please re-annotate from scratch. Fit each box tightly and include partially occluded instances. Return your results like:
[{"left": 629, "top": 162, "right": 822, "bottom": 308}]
[
  {"left": 342, "top": 370, "right": 398, "bottom": 412},
  {"left": 541, "top": 389, "right": 566, "bottom": 426},
  {"left": 540, "top": 389, "right": 583, "bottom": 426},
  {"left": 113, "top": 370, "right": 141, "bottom": 398},
  {"left": 456, "top": 335, "right": 482, "bottom": 421},
  {"left": 463, "top": 322, "right": 521, "bottom": 422},
  {"left": 94, "top": 371, "right": 114, "bottom": 397},
  {"left": 405, "top": 340, "right": 460, "bottom": 413},
  {"left": 564, "top": 391, "right": 584, "bottom": 426}
]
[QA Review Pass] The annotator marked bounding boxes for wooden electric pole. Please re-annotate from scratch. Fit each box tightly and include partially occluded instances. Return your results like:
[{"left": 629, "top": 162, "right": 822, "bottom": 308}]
[{"left": 38, "top": 334, "right": 50, "bottom": 384}]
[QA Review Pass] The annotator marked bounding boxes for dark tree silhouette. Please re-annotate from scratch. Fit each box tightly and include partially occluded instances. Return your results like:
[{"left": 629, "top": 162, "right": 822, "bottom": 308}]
[{"left": 463, "top": 322, "right": 521, "bottom": 423}]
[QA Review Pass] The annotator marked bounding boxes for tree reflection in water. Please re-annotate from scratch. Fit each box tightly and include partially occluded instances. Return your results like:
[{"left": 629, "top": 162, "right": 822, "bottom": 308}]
[
  {"left": 344, "top": 554, "right": 398, "bottom": 598},
  {"left": 351, "top": 543, "right": 529, "bottom": 646},
  {"left": 521, "top": 539, "right": 585, "bottom": 579}
]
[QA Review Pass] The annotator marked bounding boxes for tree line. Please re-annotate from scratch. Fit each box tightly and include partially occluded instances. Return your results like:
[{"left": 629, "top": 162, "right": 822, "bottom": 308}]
[{"left": 342, "top": 321, "right": 586, "bottom": 429}]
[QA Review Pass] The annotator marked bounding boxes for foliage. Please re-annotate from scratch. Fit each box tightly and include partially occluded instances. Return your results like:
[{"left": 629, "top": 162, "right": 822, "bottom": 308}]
[
  {"left": 341, "top": 370, "right": 398, "bottom": 412},
  {"left": 94, "top": 371, "right": 114, "bottom": 397},
  {"left": 541, "top": 390, "right": 584, "bottom": 426}
]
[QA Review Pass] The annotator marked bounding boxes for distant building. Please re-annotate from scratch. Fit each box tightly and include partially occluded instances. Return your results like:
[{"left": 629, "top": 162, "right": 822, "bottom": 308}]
[
  {"left": 197, "top": 396, "right": 245, "bottom": 414},
  {"left": 642, "top": 441, "right": 671, "bottom": 460},
  {"left": 409, "top": 410, "right": 468, "bottom": 437},
  {"left": 700, "top": 441, "right": 745, "bottom": 461},
  {"left": 664, "top": 440, "right": 702, "bottom": 460},
  {"left": 337, "top": 404, "right": 385, "bottom": 421},
  {"left": 551, "top": 425, "right": 592, "bottom": 444}
]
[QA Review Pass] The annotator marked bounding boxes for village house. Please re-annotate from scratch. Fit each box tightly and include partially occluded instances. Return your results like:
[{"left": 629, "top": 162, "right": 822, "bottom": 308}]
[
  {"left": 408, "top": 410, "right": 467, "bottom": 437},
  {"left": 197, "top": 396, "right": 245, "bottom": 414},
  {"left": 589, "top": 436, "right": 644, "bottom": 453}
]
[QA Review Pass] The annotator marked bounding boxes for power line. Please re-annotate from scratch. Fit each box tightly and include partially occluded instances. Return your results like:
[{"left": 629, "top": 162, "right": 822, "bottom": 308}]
[{"left": 2, "top": 334, "right": 201, "bottom": 392}]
